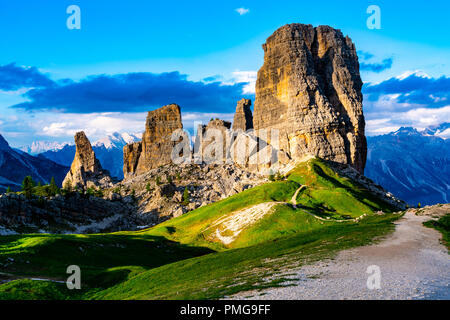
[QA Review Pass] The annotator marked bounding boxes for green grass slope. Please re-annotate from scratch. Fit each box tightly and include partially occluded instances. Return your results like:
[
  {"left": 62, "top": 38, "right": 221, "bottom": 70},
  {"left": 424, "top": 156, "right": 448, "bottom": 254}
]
[
  {"left": 424, "top": 214, "right": 450, "bottom": 250},
  {"left": 134, "top": 158, "right": 397, "bottom": 249},
  {"left": 0, "top": 158, "right": 401, "bottom": 300}
]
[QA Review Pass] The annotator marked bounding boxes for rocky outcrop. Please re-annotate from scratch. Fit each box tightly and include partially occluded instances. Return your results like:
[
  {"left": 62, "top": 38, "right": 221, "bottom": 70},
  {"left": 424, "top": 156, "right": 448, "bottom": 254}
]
[
  {"left": 120, "top": 163, "right": 265, "bottom": 221},
  {"left": 62, "top": 132, "right": 113, "bottom": 189},
  {"left": 0, "top": 192, "right": 140, "bottom": 234},
  {"left": 123, "top": 104, "right": 183, "bottom": 178},
  {"left": 195, "top": 119, "right": 232, "bottom": 163},
  {"left": 232, "top": 99, "right": 253, "bottom": 132},
  {"left": 253, "top": 23, "right": 367, "bottom": 173}
]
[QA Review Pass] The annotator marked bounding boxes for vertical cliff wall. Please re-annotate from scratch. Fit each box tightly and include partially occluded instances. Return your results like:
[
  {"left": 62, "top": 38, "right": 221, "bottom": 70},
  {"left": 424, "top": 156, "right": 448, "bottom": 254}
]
[
  {"left": 123, "top": 104, "right": 183, "bottom": 177},
  {"left": 253, "top": 23, "right": 367, "bottom": 173}
]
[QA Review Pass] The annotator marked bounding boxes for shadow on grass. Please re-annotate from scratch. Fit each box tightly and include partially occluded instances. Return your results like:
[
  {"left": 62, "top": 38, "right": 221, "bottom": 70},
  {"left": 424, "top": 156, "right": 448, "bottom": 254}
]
[
  {"left": 312, "top": 162, "right": 395, "bottom": 212},
  {"left": 0, "top": 233, "right": 215, "bottom": 288}
]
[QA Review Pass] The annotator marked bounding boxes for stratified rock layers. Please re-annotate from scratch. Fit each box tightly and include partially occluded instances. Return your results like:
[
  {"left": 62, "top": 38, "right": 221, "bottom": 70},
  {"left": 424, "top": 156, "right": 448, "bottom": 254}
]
[
  {"left": 63, "top": 132, "right": 113, "bottom": 189},
  {"left": 253, "top": 24, "right": 367, "bottom": 173},
  {"left": 123, "top": 104, "right": 183, "bottom": 177}
]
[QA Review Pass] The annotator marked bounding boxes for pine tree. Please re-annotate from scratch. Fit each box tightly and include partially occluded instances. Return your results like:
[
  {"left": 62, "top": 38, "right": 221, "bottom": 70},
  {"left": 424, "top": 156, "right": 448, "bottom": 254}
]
[
  {"left": 6, "top": 186, "right": 12, "bottom": 193},
  {"left": 49, "top": 177, "right": 60, "bottom": 196},
  {"left": 21, "top": 176, "right": 35, "bottom": 199},
  {"left": 182, "top": 186, "right": 190, "bottom": 206}
]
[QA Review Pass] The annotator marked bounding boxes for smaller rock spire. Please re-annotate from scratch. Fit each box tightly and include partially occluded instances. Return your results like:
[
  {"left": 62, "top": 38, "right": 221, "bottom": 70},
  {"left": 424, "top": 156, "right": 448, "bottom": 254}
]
[
  {"left": 63, "top": 131, "right": 113, "bottom": 189},
  {"left": 232, "top": 99, "right": 253, "bottom": 132}
]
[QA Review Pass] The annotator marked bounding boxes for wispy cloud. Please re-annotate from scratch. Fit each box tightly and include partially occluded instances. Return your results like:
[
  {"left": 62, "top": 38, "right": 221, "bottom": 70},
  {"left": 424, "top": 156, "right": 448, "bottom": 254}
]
[
  {"left": 357, "top": 51, "right": 393, "bottom": 73},
  {"left": 230, "top": 71, "right": 257, "bottom": 94},
  {"left": 235, "top": 7, "right": 250, "bottom": 15},
  {"left": 360, "top": 58, "right": 393, "bottom": 73}
]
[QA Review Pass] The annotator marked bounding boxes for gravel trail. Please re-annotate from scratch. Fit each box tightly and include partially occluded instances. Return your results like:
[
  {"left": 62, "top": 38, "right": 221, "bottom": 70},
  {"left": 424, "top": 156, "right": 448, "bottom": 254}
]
[{"left": 230, "top": 209, "right": 450, "bottom": 300}]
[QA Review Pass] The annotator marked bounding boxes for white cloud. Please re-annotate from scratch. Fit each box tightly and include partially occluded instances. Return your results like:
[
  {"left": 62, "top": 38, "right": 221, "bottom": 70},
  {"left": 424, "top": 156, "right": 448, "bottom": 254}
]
[
  {"left": 365, "top": 105, "right": 450, "bottom": 135},
  {"left": 43, "top": 122, "right": 71, "bottom": 137},
  {"left": 401, "top": 105, "right": 450, "bottom": 128},
  {"left": 235, "top": 8, "right": 250, "bottom": 15},
  {"left": 231, "top": 70, "right": 257, "bottom": 94},
  {"left": 39, "top": 112, "right": 147, "bottom": 140},
  {"left": 435, "top": 128, "right": 450, "bottom": 139}
]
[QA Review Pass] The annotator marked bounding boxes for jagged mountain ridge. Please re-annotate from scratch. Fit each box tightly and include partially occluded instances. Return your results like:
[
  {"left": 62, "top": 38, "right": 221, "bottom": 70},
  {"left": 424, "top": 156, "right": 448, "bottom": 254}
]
[
  {"left": 19, "top": 141, "right": 70, "bottom": 155},
  {"left": 365, "top": 126, "right": 450, "bottom": 205}
]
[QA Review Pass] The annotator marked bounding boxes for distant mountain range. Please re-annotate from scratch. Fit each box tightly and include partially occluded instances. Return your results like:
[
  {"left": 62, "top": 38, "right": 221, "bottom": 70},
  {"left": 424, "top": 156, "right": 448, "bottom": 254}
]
[
  {"left": 19, "top": 141, "right": 71, "bottom": 155},
  {"left": 365, "top": 123, "right": 450, "bottom": 206},
  {"left": 38, "top": 132, "right": 140, "bottom": 179},
  {"left": 0, "top": 134, "right": 69, "bottom": 192},
  {"left": 4, "top": 125, "right": 449, "bottom": 206}
]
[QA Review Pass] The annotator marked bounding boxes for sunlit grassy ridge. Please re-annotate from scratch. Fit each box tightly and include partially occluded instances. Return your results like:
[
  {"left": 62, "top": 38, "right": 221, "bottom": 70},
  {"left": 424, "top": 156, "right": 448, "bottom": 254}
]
[
  {"left": 136, "top": 158, "right": 396, "bottom": 249},
  {"left": 0, "top": 158, "right": 400, "bottom": 300}
]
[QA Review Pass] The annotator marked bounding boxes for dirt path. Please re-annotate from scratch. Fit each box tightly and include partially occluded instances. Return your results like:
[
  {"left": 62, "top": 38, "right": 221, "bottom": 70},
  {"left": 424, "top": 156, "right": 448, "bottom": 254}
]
[
  {"left": 230, "top": 209, "right": 450, "bottom": 300},
  {"left": 290, "top": 186, "right": 305, "bottom": 208},
  {"left": 0, "top": 272, "right": 65, "bottom": 285}
]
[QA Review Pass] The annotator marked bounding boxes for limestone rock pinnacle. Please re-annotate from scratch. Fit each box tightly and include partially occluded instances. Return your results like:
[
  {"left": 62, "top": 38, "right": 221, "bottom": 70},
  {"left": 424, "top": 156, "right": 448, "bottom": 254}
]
[
  {"left": 63, "top": 131, "right": 113, "bottom": 189},
  {"left": 123, "top": 104, "right": 183, "bottom": 177},
  {"left": 253, "top": 23, "right": 367, "bottom": 173}
]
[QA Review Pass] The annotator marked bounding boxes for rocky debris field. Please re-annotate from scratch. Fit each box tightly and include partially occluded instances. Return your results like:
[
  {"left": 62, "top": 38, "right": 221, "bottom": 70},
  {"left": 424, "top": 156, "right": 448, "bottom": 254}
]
[
  {"left": 0, "top": 192, "right": 141, "bottom": 234},
  {"left": 117, "top": 162, "right": 266, "bottom": 224}
]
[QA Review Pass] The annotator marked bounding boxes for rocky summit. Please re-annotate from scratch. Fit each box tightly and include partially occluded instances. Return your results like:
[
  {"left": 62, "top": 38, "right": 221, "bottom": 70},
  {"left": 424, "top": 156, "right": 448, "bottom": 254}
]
[
  {"left": 253, "top": 24, "right": 367, "bottom": 173},
  {"left": 62, "top": 132, "right": 113, "bottom": 189},
  {"left": 124, "top": 104, "right": 183, "bottom": 178}
]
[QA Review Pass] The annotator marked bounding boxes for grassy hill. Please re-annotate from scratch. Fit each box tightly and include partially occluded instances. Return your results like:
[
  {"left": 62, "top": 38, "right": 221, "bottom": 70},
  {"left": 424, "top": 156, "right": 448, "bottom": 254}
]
[{"left": 0, "top": 158, "right": 402, "bottom": 300}]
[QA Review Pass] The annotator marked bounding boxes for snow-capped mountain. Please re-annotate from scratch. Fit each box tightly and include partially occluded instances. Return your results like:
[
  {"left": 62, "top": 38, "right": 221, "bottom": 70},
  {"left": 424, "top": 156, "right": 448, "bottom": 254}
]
[
  {"left": 19, "top": 141, "right": 71, "bottom": 155},
  {"left": 421, "top": 122, "right": 450, "bottom": 139},
  {"left": 93, "top": 132, "right": 140, "bottom": 149},
  {"left": 365, "top": 125, "right": 450, "bottom": 206},
  {"left": 0, "top": 134, "right": 69, "bottom": 192},
  {"left": 39, "top": 132, "right": 141, "bottom": 180}
]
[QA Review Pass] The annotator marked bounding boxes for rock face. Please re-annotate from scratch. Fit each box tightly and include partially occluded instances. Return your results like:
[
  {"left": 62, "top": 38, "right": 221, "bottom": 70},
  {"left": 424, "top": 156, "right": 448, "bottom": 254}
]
[
  {"left": 232, "top": 99, "right": 253, "bottom": 132},
  {"left": 195, "top": 119, "right": 232, "bottom": 163},
  {"left": 62, "top": 132, "right": 113, "bottom": 189},
  {"left": 123, "top": 104, "right": 183, "bottom": 178},
  {"left": 0, "top": 135, "right": 9, "bottom": 151},
  {"left": 253, "top": 23, "right": 367, "bottom": 173}
]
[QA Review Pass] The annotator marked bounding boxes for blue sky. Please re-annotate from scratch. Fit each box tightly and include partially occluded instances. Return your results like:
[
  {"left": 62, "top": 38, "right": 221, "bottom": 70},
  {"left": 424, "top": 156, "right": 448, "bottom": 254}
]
[{"left": 0, "top": 0, "right": 449, "bottom": 147}]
